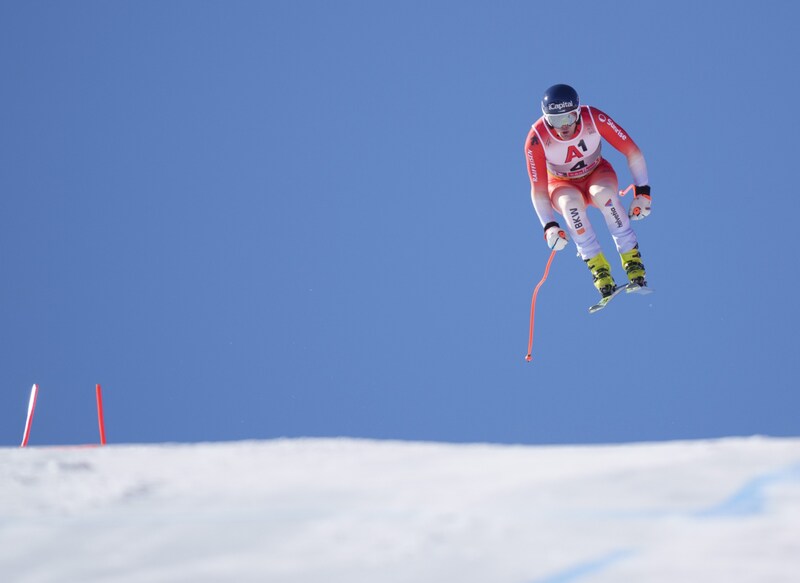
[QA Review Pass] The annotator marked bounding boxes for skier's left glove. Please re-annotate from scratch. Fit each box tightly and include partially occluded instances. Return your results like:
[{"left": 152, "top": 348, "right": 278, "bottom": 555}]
[{"left": 629, "top": 185, "right": 651, "bottom": 220}]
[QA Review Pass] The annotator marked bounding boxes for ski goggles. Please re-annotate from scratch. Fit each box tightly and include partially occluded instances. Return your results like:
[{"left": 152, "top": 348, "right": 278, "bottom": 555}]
[{"left": 545, "top": 110, "right": 579, "bottom": 128}]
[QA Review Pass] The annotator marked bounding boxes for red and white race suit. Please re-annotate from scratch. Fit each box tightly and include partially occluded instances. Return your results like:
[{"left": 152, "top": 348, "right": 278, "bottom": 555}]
[{"left": 524, "top": 105, "right": 648, "bottom": 260}]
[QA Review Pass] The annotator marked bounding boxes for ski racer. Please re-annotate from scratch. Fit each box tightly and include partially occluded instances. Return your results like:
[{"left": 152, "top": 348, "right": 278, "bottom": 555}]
[{"left": 524, "top": 83, "right": 652, "bottom": 298}]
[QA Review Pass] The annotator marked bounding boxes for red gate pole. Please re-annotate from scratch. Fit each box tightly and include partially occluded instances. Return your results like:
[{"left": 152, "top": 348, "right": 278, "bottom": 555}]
[
  {"left": 96, "top": 384, "right": 107, "bottom": 445},
  {"left": 20, "top": 384, "right": 39, "bottom": 447}
]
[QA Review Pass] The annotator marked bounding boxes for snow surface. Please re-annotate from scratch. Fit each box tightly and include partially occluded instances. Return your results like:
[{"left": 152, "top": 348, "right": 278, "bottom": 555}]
[{"left": 2, "top": 437, "right": 799, "bottom": 582}]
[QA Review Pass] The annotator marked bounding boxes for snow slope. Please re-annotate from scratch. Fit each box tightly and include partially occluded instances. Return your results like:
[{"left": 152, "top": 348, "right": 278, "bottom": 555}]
[{"left": 1, "top": 437, "right": 799, "bottom": 583}]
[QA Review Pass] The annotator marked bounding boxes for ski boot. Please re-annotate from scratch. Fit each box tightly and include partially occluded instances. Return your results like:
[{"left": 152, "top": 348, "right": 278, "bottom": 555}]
[
  {"left": 585, "top": 252, "right": 616, "bottom": 298},
  {"left": 620, "top": 245, "right": 647, "bottom": 287}
]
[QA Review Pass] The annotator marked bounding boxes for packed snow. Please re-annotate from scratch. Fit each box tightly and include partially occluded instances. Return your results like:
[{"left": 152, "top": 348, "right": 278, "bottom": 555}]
[{"left": 1, "top": 436, "right": 799, "bottom": 582}]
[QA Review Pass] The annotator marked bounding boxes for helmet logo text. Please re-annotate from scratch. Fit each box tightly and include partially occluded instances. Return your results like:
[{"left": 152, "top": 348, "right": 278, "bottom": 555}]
[{"left": 548, "top": 101, "right": 575, "bottom": 111}]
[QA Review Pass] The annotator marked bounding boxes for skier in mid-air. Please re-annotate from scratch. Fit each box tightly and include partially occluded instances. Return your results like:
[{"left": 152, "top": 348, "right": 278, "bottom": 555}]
[{"left": 524, "top": 83, "right": 652, "bottom": 299}]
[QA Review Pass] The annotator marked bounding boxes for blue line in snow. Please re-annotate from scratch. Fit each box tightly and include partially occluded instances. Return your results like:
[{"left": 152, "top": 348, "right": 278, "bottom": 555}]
[
  {"left": 525, "top": 461, "right": 800, "bottom": 583},
  {"left": 695, "top": 462, "right": 800, "bottom": 518},
  {"left": 527, "top": 548, "right": 636, "bottom": 583}
]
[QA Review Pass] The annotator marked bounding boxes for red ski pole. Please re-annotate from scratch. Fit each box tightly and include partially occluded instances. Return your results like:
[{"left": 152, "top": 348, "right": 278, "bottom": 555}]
[
  {"left": 525, "top": 248, "right": 557, "bottom": 362},
  {"left": 619, "top": 183, "right": 636, "bottom": 197}
]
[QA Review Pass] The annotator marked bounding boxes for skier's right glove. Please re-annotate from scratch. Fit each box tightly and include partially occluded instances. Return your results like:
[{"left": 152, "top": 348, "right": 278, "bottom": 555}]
[
  {"left": 629, "top": 185, "right": 652, "bottom": 220},
  {"left": 544, "top": 221, "right": 569, "bottom": 251}
]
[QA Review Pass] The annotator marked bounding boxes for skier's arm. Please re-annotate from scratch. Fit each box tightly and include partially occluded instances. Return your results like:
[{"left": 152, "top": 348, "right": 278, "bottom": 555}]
[
  {"left": 525, "top": 129, "right": 568, "bottom": 250},
  {"left": 525, "top": 130, "right": 556, "bottom": 227},
  {"left": 590, "top": 106, "right": 648, "bottom": 186}
]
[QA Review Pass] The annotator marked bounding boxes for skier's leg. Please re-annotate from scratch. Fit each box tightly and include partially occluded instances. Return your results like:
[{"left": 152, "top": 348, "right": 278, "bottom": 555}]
[
  {"left": 551, "top": 185, "right": 600, "bottom": 260},
  {"left": 552, "top": 185, "right": 615, "bottom": 296},
  {"left": 586, "top": 162, "right": 638, "bottom": 254},
  {"left": 587, "top": 162, "right": 647, "bottom": 284}
]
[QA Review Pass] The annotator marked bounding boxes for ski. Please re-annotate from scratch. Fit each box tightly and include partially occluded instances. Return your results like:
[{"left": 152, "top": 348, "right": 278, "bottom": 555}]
[{"left": 588, "top": 283, "right": 654, "bottom": 314}]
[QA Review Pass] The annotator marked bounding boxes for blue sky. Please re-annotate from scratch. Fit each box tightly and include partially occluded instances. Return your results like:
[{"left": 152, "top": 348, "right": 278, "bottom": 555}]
[{"left": 2, "top": 1, "right": 798, "bottom": 446}]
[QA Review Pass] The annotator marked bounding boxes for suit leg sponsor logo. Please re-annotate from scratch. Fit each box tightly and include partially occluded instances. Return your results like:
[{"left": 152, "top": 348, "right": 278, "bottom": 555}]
[
  {"left": 569, "top": 207, "right": 586, "bottom": 235},
  {"left": 609, "top": 205, "right": 624, "bottom": 228}
]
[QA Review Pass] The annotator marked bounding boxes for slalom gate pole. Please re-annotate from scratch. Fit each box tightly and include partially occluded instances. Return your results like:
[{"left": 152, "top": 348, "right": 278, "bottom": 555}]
[
  {"left": 96, "top": 384, "right": 107, "bottom": 445},
  {"left": 20, "top": 384, "right": 107, "bottom": 447},
  {"left": 20, "top": 384, "right": 39, "bottom": 447},
  {"left": 525, "top": 248, "right": 557, "bottom": 362}
]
